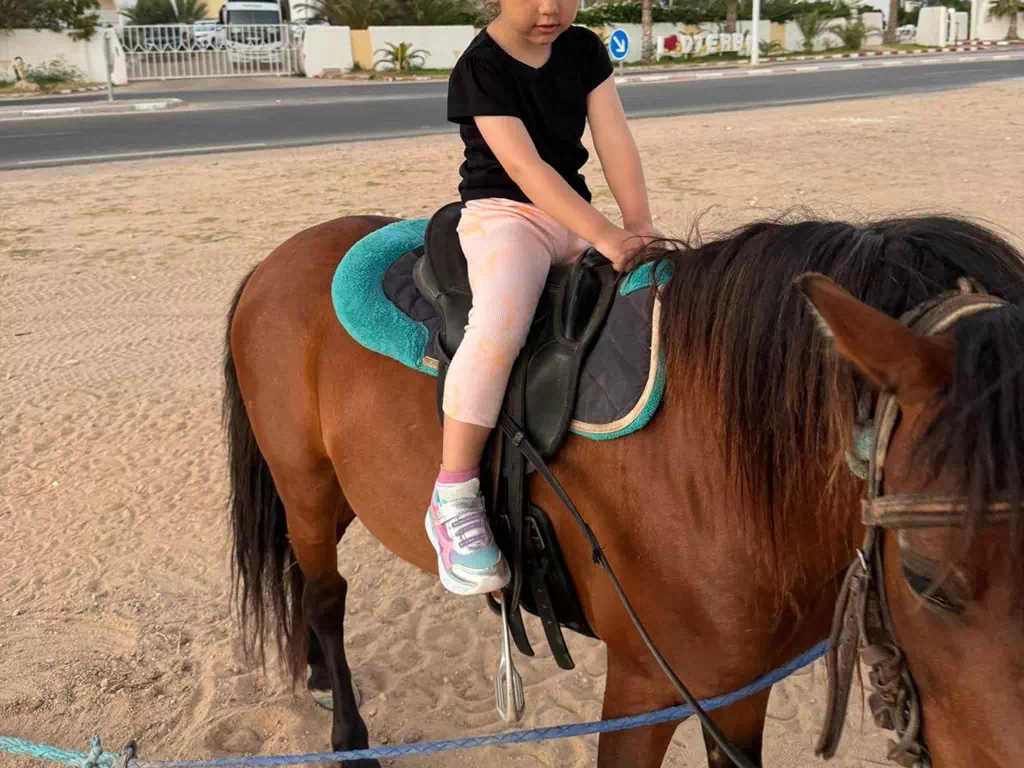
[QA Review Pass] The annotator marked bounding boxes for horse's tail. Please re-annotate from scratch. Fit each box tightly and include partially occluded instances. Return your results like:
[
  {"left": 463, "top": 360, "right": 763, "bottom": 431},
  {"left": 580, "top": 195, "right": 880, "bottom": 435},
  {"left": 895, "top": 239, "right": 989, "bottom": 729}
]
[{"left": 223, "top": 266, "right": 307, "bottom": 683}]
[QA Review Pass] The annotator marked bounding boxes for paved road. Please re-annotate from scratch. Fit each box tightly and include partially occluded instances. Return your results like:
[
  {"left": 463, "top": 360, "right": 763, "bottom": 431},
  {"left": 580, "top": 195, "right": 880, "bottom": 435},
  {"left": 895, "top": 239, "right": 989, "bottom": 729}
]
[
  {"left": 2, "top": 49, "right": 1018, "bottom": 108},
  {"left": 2, "top": 54, "right": 1022, "bottom": 170}
]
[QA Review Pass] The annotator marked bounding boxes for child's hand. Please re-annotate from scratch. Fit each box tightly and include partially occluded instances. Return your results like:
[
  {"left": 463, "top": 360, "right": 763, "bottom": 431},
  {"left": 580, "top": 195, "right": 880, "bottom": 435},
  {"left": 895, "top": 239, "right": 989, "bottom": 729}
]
[
  {"left": 597, "top": 224, "right": 664, "bottom": 272},
  {"left": 595, "top": 227, "right": 642, "bottom": 272},
  {"left": 626, "top": 221, "right": 665, "bottom": 242}
]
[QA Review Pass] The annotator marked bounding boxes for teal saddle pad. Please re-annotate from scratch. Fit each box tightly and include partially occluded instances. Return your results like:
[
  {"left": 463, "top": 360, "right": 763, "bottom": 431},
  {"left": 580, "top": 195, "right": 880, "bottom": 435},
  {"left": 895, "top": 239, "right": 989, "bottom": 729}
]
[{"left": 332, "top": 218, "right": 667, "bottom": 441}]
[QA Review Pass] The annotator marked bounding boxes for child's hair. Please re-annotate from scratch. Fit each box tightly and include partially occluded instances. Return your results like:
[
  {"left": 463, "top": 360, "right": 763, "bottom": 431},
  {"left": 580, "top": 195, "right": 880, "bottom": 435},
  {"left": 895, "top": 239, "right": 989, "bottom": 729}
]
[{"left": 476, "top": 0, "right": 500, "bottom": 23}]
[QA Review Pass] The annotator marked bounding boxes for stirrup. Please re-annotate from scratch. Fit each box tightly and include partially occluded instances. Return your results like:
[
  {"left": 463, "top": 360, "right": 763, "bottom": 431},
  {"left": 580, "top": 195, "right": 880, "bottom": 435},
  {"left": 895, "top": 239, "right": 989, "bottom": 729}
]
[{"left": 494, "top": 592, "right": 525, "bottom": 724}]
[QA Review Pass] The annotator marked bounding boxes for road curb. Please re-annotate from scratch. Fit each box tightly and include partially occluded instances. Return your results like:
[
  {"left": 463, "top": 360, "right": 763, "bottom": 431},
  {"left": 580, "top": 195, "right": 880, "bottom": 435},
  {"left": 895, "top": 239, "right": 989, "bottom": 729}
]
[
  {"left": 6, "top": 98, "right": 185, "bottom": 119},
  {"left": 610, "top": 39, "right": 1019, "bottom": 83},
  {"left": 616, "top": 48, "right": 1024, "bottom": 85},
  {"left": 768, "top": 39, "right": 1021, "bottom": 63}
]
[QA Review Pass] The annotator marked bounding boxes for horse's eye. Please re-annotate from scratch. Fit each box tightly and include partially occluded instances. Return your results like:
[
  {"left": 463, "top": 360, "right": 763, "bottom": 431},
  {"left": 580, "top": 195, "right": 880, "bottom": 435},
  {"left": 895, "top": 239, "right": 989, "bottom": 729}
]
[{"left": 902, "top": 564, "right": 964, "bottom": 615}]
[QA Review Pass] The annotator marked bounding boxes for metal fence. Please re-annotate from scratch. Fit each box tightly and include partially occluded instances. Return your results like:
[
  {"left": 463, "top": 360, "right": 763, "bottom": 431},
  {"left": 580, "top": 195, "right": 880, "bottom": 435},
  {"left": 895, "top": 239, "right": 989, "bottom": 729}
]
[{"left": 118, "top": 24, "right": 304, "bottom": 81}]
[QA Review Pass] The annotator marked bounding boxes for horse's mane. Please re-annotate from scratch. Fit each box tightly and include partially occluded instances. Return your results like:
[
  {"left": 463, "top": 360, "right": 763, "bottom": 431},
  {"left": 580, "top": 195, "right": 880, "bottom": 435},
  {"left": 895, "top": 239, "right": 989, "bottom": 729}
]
[
  {"left": 916, "top": 303, "right": 1024, "bottom": 547},
  {"left": 637, "top": 213, "right": 1024, "bottom": 585}
]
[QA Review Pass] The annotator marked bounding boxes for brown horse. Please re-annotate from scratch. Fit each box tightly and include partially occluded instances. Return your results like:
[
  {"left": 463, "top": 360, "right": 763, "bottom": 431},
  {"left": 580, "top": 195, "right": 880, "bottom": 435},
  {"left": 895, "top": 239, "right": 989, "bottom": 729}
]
[{"left": 223, "top": 212, "right": 1024, "bottom": 767}]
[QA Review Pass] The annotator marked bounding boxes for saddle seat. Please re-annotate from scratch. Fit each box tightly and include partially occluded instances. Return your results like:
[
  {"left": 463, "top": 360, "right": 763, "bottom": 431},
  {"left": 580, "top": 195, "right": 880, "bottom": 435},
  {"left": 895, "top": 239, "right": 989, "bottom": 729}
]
[
  {"left": 412, "top": 201, "right": 618, "bottom": 667},
  {"left": 413, "top": 201, "right": 618, "bottom": 457}
]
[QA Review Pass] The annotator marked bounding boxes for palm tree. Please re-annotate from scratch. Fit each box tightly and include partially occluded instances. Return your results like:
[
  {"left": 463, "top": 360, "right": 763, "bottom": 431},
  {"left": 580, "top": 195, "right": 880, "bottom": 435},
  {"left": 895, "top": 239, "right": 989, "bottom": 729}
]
[
  {"left": 373, "top": 40, "right": 429, "bottom": 70},
  {"left": 796, "top": 10, "right": 831, "bottom": 52},
  {"left": 295, "top": 0, "right": 391, "bottom": 28},
  {"left": 988, "top": 0, "right": 1020, "bottom": 40},
  {"left": 123, "top": 0, "right": 177, "bottom": 24},
  {"left": 172, "top": 0, "right": 209, "bottom": 22},
  {"left": 123, "top": 0, "right": 208, "bottom": 24},
  {"left": 641, "top": 0, "right": 654, "bottom": 62},
  {"left": 830, "top": 18, "right": 880, "bottom": 49},
  {"left": 396, "top": 0, "right": 477, "bottom": 24},
  {"left": 884, "top": 0, "right": 898, "bottom": 43}
]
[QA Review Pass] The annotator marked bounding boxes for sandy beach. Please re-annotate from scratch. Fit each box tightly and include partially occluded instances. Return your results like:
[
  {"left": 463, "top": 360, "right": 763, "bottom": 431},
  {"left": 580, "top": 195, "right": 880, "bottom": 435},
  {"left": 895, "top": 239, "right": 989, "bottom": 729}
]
[{"left": 2, "top": 78, "right": 1022, "bottom": 767}]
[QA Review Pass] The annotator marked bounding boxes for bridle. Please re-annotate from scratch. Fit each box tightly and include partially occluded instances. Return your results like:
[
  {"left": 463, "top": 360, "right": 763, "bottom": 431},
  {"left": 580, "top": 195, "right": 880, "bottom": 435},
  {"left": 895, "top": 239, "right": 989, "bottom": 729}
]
[{"left": 816, "top": 280, "right": 1009, "bottom": 767}]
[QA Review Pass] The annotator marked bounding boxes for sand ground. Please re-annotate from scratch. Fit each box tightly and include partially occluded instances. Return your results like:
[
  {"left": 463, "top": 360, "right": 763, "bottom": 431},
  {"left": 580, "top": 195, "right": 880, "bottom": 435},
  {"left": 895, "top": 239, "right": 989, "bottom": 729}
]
[{"left": 2, "top": 79, "right": 1022, "bottom": 768}]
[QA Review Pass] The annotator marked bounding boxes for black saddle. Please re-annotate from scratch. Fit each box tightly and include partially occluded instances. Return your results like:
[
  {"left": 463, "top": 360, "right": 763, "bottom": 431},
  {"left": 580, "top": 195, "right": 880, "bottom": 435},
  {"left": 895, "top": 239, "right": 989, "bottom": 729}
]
[{"left": 413, "top": 201, "right": 618, "bottom": 668}]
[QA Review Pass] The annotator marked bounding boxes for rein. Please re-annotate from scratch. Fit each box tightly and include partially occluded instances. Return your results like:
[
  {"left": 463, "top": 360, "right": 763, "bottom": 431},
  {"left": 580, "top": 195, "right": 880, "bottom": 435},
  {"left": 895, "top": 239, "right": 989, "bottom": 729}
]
[
  {"left": 816, "top": 281, "right": 1008, "bottom": 768},
  {"left": 497, "top": 414, "right": 761, "bottom": 768}
]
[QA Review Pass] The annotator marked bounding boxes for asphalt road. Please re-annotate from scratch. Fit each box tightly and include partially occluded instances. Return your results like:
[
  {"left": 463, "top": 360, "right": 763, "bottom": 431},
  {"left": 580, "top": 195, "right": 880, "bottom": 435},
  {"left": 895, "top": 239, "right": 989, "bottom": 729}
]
[{"left": 2, "top": 54, "right": 1022, "bottom": 170}]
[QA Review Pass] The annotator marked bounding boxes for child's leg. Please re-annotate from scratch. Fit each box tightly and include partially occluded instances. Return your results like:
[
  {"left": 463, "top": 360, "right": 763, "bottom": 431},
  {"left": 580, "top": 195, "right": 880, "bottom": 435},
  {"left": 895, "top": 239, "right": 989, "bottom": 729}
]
[
  {"left": 426, "top": 199, "right": 564, "bottom": 596},
  {"left": 443, "top": 207, "right": 557, "bottom": 431}
]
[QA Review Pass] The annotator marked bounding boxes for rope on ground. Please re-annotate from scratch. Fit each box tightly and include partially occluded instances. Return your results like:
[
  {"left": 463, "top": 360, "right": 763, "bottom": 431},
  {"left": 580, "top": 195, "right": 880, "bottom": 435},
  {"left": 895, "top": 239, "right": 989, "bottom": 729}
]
[
  {"left": 1, "top": 640, "right": 828, "bottom": 768},
  {"left": 0, "top": 734, "right": 115, "bottom": 767}
]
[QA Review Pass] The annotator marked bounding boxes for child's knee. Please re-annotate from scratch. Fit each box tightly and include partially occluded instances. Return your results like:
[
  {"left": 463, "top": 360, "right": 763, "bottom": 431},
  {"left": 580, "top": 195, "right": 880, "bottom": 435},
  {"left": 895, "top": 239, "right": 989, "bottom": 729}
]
[{"left": 467, "top": 291, "right": 537, "bottom": 344}]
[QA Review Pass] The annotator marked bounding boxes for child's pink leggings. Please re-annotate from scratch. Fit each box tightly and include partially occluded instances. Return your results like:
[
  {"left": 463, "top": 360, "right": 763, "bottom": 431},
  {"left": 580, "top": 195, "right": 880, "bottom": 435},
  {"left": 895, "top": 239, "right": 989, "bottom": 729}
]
[{"left": 443, "top": 198, "right": 590, "bottom": 428}]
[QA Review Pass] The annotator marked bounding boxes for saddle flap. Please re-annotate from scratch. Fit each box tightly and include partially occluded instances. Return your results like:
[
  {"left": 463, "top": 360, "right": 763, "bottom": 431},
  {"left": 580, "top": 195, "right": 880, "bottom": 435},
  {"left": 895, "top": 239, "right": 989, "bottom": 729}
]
[
  {"left": 424, "top": 201, "right": 470, "bottom": 293},
  {"left": 564, "top": 249, "right": 613, "bottom": 342}
]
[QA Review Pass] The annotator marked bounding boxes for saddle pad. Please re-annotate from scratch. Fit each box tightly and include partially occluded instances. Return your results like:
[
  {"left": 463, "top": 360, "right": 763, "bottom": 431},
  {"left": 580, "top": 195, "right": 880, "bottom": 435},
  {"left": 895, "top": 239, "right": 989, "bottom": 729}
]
[{"left": 332, "top": 219, "right": 667, "bottom": 440}]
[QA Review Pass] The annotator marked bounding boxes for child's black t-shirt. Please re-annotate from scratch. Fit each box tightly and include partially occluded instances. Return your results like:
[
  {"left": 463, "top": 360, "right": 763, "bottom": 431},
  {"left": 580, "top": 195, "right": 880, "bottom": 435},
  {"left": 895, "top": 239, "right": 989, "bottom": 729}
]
[{"left": 447, "top": 25, "right": 613, "bottom": 205}]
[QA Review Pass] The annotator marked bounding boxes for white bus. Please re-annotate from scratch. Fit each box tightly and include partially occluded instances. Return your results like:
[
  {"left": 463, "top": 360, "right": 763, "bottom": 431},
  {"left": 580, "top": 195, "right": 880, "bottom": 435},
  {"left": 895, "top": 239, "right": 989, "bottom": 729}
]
[{"left": 218, "top": 0, "right": 284, "bottom": 25}]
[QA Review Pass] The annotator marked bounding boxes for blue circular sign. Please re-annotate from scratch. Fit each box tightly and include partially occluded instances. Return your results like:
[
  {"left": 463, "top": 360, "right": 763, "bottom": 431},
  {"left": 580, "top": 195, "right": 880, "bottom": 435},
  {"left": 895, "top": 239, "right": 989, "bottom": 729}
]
[{"left": 609, "top": 28, "right": 630, "bottom": 61}]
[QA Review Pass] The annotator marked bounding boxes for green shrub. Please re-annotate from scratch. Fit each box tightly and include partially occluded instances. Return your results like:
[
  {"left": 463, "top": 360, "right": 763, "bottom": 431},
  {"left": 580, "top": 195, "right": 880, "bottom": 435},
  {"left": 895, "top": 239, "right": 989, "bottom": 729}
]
[
  {"left": 24, "top": 56, "right": 85, "bottom": 87},
  {"left": 574, "top": 0, "right": 849, "bottom": 26},
  {"left": 829, "top": 17, "right": 879, "bottom": 49},
  {"left": 575, "top": 2, "right": 723, "bottom": 26}
]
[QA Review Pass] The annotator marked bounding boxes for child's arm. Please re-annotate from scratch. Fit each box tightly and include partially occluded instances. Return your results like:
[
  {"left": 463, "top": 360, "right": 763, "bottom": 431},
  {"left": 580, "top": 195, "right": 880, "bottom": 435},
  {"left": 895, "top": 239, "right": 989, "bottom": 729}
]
[
  {"left": 475, "top": 116, "right": 639, "bottom": 269},
  {"left": 585, "top": 76, "right": 658, "bottom": 237}
]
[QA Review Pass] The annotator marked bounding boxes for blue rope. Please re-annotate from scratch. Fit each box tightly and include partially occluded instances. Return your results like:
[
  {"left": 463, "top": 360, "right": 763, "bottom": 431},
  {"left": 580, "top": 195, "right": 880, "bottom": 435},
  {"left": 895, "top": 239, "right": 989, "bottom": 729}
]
[
  {"left": 1, "top": 641, "right": 827, "bottom": 768},
  {"left": 0, "top": 734, "right": 114, "bottom": 767}
]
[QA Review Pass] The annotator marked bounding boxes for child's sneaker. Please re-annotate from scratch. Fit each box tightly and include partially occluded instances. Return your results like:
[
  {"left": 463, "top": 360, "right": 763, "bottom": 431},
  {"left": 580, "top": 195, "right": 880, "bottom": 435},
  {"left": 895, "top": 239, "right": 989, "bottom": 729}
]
[{"left": 424, "top": 477, "right": 510, "bottom": 596}]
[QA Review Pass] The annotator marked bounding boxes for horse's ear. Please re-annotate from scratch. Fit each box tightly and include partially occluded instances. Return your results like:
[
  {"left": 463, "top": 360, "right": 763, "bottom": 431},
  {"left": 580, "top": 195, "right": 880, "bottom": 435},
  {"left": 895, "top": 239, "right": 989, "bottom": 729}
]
[{"left": 794, "top": 273, "right": 953, "bottom": 405}]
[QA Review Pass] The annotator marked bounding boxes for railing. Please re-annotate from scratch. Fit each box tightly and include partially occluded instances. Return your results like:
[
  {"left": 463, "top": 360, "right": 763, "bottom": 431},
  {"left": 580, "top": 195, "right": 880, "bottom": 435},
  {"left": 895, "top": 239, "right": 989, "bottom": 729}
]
[{"left": 118, "top": 24, "right": 304, "bottom": 81}]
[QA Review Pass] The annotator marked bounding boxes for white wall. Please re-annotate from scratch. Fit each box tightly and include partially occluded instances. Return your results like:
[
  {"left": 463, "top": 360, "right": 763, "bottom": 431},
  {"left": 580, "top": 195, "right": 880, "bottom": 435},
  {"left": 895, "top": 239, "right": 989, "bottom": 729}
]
[
  {"left": 951, "top": 11, "right": 969, "bottom": 40},
  {"left": 367, "top": 25, "right": 476, "bottom": 69},
  {"left": 738, "top": 19, "right": 774, "bottom": 47},
  {"left": 916, "top": 6, "right": 949, "bottom": 45},
  {"left": 0, "top": 29, "right": 127, "bottom": 86},
  {"left": 621, "top": 22, "right": 765, "bottom": 61},
  {"left": 974, "top": 1, "right": 1023, "bottom": 40},
  {"left": 302, "top": 25, "right": 352, "bottom": 76},
  {"left": 782, "top": 17, "right": 856, "bottom": 52},
  {"left": 861, "top": 11, "right": 884, "bottom": 46}
]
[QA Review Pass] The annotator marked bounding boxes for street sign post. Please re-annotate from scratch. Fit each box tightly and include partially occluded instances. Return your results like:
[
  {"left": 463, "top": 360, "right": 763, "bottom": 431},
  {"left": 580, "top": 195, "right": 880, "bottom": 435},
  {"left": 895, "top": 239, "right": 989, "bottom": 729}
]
[
  {"left": 609, "top": 28, "right": 629, "bottom": 70},
  {"left": 751, "top": 0, "right": 761, "bottom": 65},
  {"left": 103, "top": 27, "right": 115, "bottom": 102}
]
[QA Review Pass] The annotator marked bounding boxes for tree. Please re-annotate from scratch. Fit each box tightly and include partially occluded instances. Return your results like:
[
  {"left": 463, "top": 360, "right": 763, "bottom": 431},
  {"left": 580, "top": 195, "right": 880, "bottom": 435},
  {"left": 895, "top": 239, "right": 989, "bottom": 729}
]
[
  {"left": 987, "top": 0, "right": 1020, "bottom": 40},
  {"left": 123, "top": 0, "right": 210, "bottom": 24},
  {"left": 123, "top": 0, "right": 176, "bottom": 23},
  {"left": 884, "top": 0, "right": 898, "bottom": 42},
  {"left": 0, "top": 0, "right": 100, "bottom": 39},
  {"left": 373, "top": 40, "right": 429, "bottom": 69},
  {"left": 173, "top": 0, "right": 210, "bottom": 22},
  {"left": 296, "top": 0, "right": 392, "bottom": 28},
  {"left": 725, "top": 0, "right": 737, "bottom": 32},
  {"left": 393, "top": 0, "right": 477, "bottom": 24},
  {"left": 641, "top": 0, "right": 654, "bottom": 61},
  {"left": 795, "top": 9, "right": 830, "bottom": 51},
  {"left": 829, "top": 17, "right": 880, "bottom": 49}
]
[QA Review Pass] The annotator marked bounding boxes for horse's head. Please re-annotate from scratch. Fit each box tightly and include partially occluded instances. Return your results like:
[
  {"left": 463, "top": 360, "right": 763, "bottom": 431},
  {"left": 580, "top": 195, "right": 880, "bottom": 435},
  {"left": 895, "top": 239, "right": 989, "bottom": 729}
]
[{"left": 799, "top": 274, "right": 1024, "bottom": 767}]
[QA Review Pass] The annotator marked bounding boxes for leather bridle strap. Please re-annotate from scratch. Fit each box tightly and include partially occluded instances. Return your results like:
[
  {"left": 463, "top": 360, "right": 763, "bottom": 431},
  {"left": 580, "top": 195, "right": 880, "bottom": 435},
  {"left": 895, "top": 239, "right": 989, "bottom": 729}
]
[
  {"left": 817, "top": 285, "right": 1009, "bottom": 768},
  {"left": 864, "top": 496, "right": 1019, "bottom": 528}
]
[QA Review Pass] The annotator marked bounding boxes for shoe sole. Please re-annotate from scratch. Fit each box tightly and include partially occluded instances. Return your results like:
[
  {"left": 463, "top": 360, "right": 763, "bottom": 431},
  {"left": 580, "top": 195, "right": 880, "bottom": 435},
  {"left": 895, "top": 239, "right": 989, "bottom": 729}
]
[{"left": 424, "top": 509, "right": 510, "bottom": 596}]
